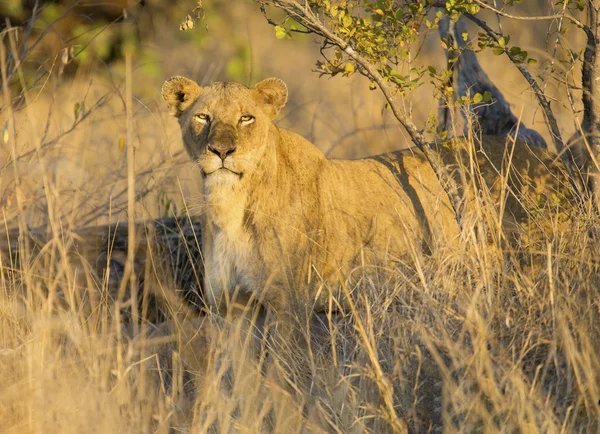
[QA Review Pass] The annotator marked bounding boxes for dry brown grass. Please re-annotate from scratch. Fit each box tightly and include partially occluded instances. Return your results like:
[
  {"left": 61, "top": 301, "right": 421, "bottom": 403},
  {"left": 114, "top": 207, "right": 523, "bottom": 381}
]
[{"left": 1, "top": 1, "right": 600, "bottom": 433}]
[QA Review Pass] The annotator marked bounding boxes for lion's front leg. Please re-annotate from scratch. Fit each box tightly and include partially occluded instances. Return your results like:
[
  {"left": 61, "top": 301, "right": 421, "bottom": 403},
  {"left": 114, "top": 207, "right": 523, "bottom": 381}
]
[
  {"left": 203, "top": 259, "right": 230, "bottom": 311},
  {"left": 202, "top": 223, "right": 235, "bottom": 311},
  {"left": 204, "top": 243, "right": 256, "bottom": 315}
]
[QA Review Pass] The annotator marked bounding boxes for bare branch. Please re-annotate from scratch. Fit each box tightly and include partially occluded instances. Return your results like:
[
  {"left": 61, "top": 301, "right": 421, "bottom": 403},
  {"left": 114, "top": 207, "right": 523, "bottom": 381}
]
[
  {"left": 259, "top": 2, "right": 311, "bottom": 33},
  {"left": 472, "top": 0, "right": 592, "bottom": 37}
]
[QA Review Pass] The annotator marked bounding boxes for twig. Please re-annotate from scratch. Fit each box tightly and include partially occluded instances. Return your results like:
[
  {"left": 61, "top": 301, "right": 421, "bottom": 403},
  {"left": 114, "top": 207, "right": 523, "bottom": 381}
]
[
  {"left": 126, "top": 51, "right": 138, "bottom": 333},
  {"left": 472, "top": 0, "right": 590, "bottom": 35},
  {"left": 114, "top": 51, "right": 138, "bottom": 374}
]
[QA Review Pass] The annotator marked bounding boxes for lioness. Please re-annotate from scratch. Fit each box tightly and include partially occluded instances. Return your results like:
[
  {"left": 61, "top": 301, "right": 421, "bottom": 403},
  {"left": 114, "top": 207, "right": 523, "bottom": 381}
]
[{"left": 162, "top": 76, "right": 572, "bottom": 314}]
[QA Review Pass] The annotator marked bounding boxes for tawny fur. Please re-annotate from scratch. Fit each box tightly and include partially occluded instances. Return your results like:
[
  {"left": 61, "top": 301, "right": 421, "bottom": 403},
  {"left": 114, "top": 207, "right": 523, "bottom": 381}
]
[{"left": 162, "top": 76, "right": 573, "bottom": 313}]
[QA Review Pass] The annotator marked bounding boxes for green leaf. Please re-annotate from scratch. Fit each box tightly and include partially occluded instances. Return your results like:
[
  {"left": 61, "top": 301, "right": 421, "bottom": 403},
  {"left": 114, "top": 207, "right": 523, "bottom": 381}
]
[
  {"left": 342, "top": 15, "right": 352, "bottom": 28},
  {"left": 468, "top": 4, "right": 480, "bottom": 14},
  {"left": 527, "top": 58, "right": 538, "bottom": 65},
  {"left": 473, "top": 93, "right": 483, "bottom": 104},
  {"left": 483, "top": 90, "right": 492, "bottom": 102},
  {"left": 498, "top": 36, "right": 509, "bottom": 48},
  {"left": 274, "top": 25, "right": 288, "bottom": 39},
  {"left": 492, "top": 46, "right": 505, "bottom": 56}
]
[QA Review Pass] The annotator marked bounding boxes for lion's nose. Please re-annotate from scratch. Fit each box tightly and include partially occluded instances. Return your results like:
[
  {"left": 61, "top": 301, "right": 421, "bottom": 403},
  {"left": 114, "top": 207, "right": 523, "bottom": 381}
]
[{"left": 207, "top": 144, "right": 236, "bottom": 161}]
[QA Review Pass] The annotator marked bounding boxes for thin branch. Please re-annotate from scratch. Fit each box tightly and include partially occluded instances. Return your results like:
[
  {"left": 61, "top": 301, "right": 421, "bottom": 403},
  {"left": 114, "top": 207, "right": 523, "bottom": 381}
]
[
  {"left": 259, "top": 2, "right": 312, "bottom": 33},
  {"left": 472, "top": 0, "right": 592, "bottom": 38}
]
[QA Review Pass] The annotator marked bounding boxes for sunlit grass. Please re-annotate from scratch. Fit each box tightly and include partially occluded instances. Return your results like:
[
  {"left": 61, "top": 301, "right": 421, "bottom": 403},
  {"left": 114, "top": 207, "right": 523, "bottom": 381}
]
[{"left": 1, "top": 4, "right": 600, "bottom": 433}]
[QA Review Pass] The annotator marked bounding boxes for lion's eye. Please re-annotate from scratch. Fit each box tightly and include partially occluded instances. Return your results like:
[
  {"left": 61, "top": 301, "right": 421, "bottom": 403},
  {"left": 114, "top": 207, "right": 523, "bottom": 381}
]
[
  {"left": 240, "top": 115, "right": 254, "bottom": 124},
  {"left": 194, "top": 113, "right": 210, "bottom": 124}
]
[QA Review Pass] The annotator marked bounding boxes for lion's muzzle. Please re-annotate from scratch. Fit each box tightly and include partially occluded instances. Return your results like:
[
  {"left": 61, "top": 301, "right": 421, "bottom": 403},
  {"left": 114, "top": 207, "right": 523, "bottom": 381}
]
[{"left": 206, "top": 122, "right": 238, "bottom": 161}]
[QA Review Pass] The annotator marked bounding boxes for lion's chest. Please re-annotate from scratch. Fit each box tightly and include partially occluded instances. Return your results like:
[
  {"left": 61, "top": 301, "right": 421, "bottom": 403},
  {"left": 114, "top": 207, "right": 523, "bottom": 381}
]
[
  {"left": 203, "top": 189, "right": 263, "bottom": 301},
  {"left": 211, "top": 225, "right": 254, "bottom": 285}
]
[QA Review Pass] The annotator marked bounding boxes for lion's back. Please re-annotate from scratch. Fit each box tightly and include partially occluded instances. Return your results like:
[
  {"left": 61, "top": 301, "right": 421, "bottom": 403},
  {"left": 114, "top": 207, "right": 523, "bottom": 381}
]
[{"left": 384, "top": 136, "right": 574, "bottom": 242}]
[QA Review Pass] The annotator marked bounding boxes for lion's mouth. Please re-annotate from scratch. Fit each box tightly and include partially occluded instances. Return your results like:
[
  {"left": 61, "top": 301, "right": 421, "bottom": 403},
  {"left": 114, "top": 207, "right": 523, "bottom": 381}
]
[{"left": 202, "top": 167, "right": 242, "bottom": 178}]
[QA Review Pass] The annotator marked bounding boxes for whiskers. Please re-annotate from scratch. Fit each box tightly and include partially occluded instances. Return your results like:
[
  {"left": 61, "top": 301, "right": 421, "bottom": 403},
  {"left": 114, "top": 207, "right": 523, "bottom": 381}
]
[{"left": 229, "top": 154, "right": 260, "bottom": 174}]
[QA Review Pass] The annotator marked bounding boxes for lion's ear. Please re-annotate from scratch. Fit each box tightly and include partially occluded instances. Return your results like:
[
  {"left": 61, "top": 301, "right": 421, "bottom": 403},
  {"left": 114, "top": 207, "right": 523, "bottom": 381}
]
[
  {"left": 162, "top": 76, "right": 202, "bottom": 117},
  {"left": 251, "top": 78, "right": 288, "bottom": 120}
]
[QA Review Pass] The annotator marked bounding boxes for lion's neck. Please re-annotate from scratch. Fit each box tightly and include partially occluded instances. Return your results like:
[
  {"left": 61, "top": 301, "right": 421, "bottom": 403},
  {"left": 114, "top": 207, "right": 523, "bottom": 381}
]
[
  {"left": 203, "top": 126, "right": 279, "bottom": 233},
  {"left": 203, "top": 183, "right": 247, "bottom": 230}
]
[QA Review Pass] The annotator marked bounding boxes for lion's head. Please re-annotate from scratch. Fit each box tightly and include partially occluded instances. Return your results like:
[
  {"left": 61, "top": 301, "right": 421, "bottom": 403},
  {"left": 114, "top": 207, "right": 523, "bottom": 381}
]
[{"left": 162, "top": 76, "right": 288, "bottom": 188}]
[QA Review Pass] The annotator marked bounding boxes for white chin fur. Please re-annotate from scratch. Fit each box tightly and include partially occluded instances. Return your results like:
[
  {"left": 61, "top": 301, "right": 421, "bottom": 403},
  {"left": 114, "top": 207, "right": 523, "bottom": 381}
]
[{"left": 203, "top": 169, "right": 241, "bottom": 188}]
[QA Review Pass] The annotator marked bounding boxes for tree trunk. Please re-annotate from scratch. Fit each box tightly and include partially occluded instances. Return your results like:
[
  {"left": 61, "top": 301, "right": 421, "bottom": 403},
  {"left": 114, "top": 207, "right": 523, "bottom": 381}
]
[
  {"left": 580, "top": 1, "right": 600, "bottom": 206},
  {"left": 438, "top": 16, "right": 547, "bottom": 147}
]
